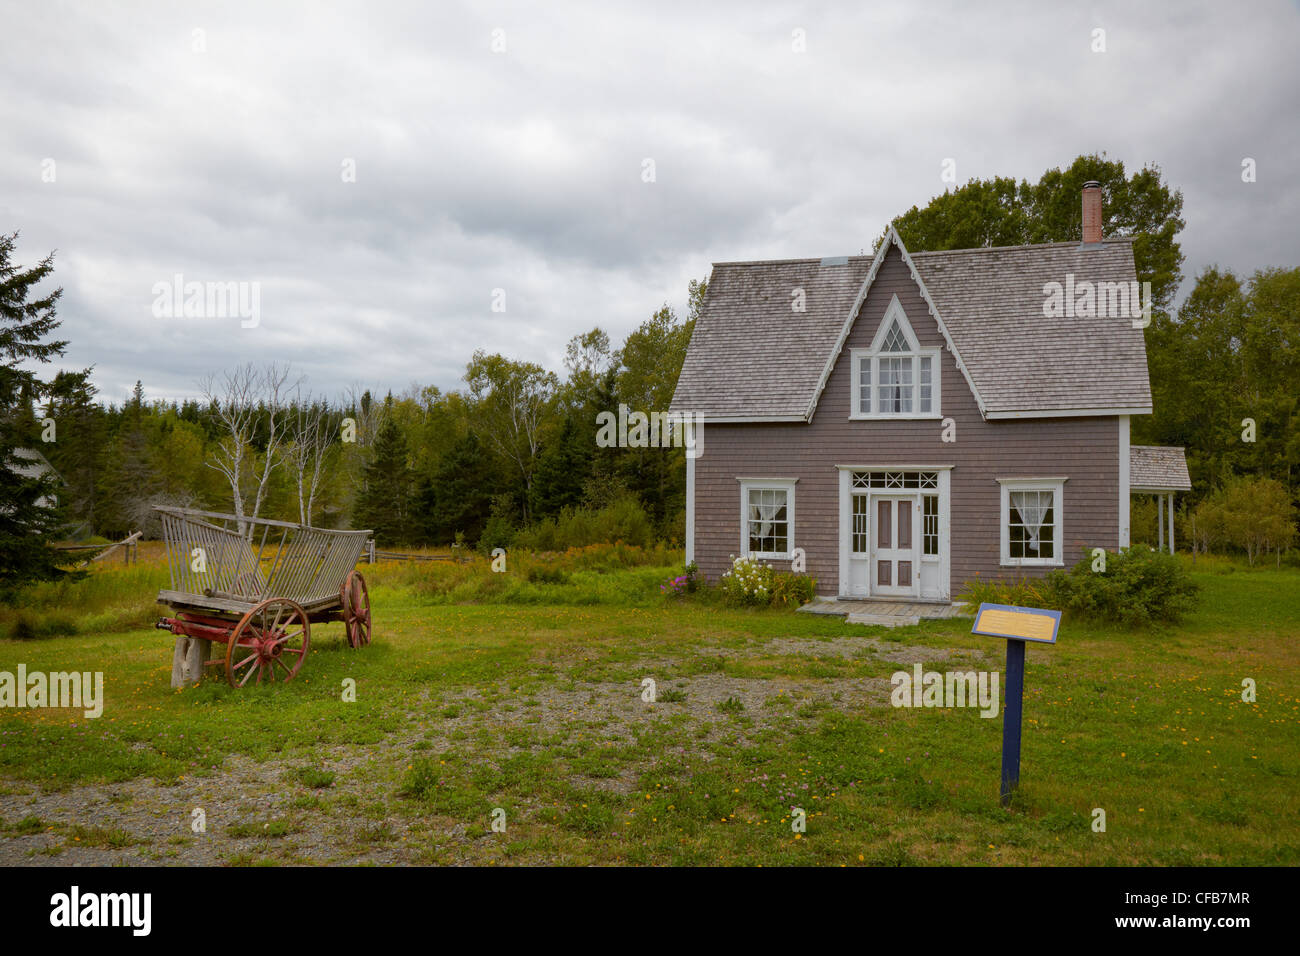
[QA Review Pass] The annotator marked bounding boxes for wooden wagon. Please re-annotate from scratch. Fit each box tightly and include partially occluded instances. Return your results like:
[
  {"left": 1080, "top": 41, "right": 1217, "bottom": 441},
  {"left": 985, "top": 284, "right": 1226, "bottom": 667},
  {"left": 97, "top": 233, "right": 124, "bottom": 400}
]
[{"left": 154, "top": 507, "right": 373, "bottom": 688}]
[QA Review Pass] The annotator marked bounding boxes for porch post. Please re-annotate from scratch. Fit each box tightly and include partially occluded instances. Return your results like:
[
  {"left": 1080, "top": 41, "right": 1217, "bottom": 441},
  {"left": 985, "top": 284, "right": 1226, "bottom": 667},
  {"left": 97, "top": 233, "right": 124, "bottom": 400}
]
[
  {"left": 1157, "top": 494, "right": 1164, "bottom": 552},
  {"left": 1168, "top": 493, "right": 1176, "bottom": 554},
  {"left": 1118, "top": 416, "right": 1131, "bottom": 548},
  {"left": 684, "top": 420, "right": 695, "bottom": 565},
  {"left": 837, "top": 468, "right": 851, "bottom": 599}
]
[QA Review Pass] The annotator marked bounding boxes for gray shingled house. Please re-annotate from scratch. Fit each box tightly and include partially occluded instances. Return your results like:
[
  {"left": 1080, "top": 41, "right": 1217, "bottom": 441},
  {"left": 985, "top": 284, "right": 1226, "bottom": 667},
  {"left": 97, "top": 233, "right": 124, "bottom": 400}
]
[{"left": 669, "top": 183, "right": 1190, "bottom": 601}]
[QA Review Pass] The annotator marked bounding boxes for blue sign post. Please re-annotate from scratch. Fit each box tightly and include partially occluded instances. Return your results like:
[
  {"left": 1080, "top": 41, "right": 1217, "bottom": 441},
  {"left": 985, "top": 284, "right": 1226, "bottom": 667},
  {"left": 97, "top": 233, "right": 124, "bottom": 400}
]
[{"left": 971, "top": 603, "right": 1060, "bottom": 806}]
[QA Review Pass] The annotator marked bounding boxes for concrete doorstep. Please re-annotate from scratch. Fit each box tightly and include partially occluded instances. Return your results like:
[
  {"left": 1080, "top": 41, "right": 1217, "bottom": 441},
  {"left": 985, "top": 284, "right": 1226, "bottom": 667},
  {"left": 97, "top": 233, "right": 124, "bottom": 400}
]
[{"left": 798, "top": 597, "right": 971, "bottom": 628}]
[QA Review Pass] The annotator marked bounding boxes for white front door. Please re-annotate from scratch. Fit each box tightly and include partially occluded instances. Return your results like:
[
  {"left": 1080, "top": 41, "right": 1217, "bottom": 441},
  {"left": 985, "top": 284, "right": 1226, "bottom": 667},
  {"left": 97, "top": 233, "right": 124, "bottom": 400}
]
[
  {"left": 838, "top": 469, "right": 950, "bottom": 602},
  {"left": 871, "top": 495, "right": 919, "bottom": 598}
]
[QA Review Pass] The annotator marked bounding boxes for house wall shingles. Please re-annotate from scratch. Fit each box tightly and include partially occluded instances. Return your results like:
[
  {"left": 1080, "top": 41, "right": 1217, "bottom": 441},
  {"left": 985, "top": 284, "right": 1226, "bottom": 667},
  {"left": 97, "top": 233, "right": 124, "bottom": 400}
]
[{"left": 693, "top": 247, "right": 1120, "bottom": 594}]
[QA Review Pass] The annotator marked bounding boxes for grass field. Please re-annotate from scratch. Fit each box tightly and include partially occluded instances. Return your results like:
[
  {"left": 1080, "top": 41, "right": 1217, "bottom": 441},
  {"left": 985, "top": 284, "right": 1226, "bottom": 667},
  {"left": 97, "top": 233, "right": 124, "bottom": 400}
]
[{"left": 0, "top": 547, "right": 1297, "bottom": 866}]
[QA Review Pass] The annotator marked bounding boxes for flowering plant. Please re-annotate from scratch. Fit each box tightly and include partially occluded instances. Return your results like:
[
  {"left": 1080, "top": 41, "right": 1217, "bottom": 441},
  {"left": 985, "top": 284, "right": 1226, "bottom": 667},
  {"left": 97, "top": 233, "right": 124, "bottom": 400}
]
[
  {"left": 660, "top": 574, "right": 689, "bottom": 596},
  {"left": 720, "top": 554, "right": 775, "bottom": 606}
]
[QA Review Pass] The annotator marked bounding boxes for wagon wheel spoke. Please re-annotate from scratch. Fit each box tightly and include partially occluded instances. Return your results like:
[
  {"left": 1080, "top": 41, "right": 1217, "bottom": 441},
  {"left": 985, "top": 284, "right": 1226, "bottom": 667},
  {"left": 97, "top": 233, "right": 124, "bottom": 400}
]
[
  {"left": 270, "top": 603, "right": 289, "bottom": 636},
  {"left": 238, "top": 658, "right": 262, "bottom": 687}
]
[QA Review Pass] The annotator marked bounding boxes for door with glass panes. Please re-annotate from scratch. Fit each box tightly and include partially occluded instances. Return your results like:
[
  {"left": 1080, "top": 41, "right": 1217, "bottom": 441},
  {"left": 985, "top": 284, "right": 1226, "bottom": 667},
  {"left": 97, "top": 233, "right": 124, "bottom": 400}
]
[{"left": 846, "top": 471, "right": 945, "bottom": 600}]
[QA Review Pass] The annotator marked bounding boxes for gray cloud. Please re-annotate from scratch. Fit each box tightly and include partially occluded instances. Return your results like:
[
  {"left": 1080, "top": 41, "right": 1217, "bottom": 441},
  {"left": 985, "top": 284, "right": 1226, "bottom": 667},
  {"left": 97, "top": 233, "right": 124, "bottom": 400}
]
[{"left": 2, "top": 0, "right": 1297, "bottom": 404}]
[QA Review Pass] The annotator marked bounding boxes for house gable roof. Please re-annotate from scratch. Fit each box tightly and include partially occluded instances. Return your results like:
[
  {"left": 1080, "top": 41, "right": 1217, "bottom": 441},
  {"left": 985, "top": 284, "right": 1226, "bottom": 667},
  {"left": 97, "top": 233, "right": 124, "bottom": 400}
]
[
  {"left": 808, "top": 226, "right": 986, "bottom": 421},
  {"left": 670, "top": 229, "right": 1152, "bottom": 421}
]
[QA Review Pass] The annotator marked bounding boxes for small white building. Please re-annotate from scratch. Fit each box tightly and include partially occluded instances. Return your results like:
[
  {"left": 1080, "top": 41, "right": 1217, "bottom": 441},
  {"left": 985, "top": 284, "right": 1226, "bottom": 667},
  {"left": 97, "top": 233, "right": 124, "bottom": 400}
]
[{"left": 7, "top": 447, "right": 62, "bottom": 511}]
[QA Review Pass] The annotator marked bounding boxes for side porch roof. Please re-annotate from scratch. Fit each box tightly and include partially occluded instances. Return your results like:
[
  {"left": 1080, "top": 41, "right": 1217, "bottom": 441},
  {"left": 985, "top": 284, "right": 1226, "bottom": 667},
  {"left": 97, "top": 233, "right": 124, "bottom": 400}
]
[{"left": 1130, "top": 445, "right": 1192, "bottom": 492}]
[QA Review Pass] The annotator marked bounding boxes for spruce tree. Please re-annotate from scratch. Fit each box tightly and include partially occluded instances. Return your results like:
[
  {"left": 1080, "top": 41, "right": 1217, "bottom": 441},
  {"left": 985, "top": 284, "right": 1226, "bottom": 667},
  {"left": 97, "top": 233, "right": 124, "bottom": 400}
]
[
  {"left": 416, "top": 431, "right": 495, "bottom": 545},
  {"left": 354, "top": 416, "right": 413, "bottom": 545},
  {"left": 0, "top": 232, "right": 72, "bottom": 592},
  {"left": 528, "top": 416, "right": 589, "bottom": 519}
]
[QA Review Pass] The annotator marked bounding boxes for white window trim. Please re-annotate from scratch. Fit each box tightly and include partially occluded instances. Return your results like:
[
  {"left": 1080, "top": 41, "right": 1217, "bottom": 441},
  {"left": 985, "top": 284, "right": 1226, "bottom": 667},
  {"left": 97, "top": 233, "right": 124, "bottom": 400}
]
[
  {"left": 738, "top": 478, "right": 797, "bottom": 561},
  {"left": 849, "top": 295, "right": 941, "bottom": 420},
  {"left": 920, "top": 492, "right": 941, "bottom": 563},
  {"left": 997, "top": 477, "right": 1067, "bottom": 567}
]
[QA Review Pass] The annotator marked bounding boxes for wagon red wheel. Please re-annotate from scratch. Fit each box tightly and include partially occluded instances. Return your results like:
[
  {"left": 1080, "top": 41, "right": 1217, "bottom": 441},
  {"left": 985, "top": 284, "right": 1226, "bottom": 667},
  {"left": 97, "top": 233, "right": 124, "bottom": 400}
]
[
  {"left": 340, "top": 570, "right": 371, "bottom": 649},
  {"left": 225, "top": 598, "right": 311, "bottom": 688}
]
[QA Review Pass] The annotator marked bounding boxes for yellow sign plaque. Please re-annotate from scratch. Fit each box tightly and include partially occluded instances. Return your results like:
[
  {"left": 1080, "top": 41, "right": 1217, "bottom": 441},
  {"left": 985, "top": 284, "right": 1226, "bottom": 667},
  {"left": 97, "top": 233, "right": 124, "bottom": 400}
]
[{"left": 972, "top": 603, "right": 1060, "bottom": 644}]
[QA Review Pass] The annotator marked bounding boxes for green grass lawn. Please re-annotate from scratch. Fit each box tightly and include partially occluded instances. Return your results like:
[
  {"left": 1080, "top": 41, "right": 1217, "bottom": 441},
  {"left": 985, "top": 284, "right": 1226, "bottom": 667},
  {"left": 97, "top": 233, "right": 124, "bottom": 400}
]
[{"left": 0, "top": 554, "right": 1297, "bottom": 866}]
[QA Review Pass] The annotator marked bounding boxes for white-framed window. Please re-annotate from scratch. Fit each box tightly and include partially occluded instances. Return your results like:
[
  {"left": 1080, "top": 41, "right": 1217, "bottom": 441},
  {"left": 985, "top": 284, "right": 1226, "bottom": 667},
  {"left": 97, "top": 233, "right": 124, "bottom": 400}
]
[
  {"left": 850, "top": 295, "right": 941, "bottom": 420},
  {"left": 738, "top": 478, "right": 796, "bottom": 560},
  {"left": 998, "top": 478, "right": 1066, "bottom": 567},
  {"left": 922, "top": 494, "right": 939, "bottom": 557}
]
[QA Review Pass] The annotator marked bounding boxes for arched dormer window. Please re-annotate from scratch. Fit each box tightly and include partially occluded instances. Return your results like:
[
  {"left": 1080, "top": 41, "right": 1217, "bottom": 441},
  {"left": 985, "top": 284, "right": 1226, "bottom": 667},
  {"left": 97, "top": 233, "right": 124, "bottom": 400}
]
[{"left": 849, "top": 295, "right": 942, "bottom": 419}]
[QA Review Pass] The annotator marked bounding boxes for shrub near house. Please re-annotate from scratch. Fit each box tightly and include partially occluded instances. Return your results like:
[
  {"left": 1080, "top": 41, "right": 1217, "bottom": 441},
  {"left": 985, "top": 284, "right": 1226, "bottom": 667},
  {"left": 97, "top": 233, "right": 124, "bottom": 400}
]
[{"left": 963, "top": 545, "right": 1199, "bottom": 627}]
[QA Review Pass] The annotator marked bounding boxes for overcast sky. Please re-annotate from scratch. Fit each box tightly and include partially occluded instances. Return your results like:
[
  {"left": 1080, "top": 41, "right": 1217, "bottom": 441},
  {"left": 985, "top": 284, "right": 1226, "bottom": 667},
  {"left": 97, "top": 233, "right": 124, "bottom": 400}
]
[{"left": 3, "top": 0, "right": 1298, "bottom": 406}]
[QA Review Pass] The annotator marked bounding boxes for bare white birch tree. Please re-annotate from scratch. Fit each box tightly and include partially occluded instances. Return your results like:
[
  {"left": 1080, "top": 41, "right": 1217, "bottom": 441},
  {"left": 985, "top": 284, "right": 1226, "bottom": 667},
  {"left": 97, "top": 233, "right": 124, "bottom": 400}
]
[
  {"left": 200, "top": 362, "right": 299, "bottom": 529},
  {"left": 283, "top": 391, "right": 334, "bottom": 526}
]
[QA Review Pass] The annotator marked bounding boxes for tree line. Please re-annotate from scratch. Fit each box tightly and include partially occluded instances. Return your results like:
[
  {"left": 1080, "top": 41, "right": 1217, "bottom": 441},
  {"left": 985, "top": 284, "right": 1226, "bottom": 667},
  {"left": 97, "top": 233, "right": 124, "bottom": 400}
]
[
  {"left": 4, "top": 154, "right": 1298, "bottom": 591},
  {"left": 2, "top": 245, "right": 706, "bottom": 569}
]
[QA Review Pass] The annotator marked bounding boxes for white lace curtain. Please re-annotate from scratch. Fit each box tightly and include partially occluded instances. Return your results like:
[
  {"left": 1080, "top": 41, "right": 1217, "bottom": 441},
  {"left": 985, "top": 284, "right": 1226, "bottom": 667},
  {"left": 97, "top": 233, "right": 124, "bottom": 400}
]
[
  {"left": 1011, "top": 491, "right": 1049, "bottom": 550},
  {"left": 750, "top": 491, "right": 785, "bottom": 537}
]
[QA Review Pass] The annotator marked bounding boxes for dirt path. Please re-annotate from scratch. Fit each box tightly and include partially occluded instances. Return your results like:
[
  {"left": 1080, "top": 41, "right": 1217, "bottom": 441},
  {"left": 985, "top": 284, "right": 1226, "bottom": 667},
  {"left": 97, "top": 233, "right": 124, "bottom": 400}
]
[{"left": 1, "top": 636, "right": 983, "bottom": 865}]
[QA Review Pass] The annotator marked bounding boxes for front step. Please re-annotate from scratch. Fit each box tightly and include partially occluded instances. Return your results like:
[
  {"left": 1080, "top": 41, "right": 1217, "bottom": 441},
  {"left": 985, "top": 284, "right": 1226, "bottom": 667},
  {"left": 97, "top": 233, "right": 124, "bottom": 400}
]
[{"left": 845, "top": 612, "right": 921, "bottom": 628}]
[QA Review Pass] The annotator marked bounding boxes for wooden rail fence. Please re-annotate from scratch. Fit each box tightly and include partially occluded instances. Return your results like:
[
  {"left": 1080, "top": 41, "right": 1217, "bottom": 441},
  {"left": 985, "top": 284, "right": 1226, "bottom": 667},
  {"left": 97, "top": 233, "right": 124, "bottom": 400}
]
[
  {"left": 362, "top": 540, "right": 465, "bottom": 564},
  {"left": 51, "top": 531, "right": 143, "bottom": 567}
]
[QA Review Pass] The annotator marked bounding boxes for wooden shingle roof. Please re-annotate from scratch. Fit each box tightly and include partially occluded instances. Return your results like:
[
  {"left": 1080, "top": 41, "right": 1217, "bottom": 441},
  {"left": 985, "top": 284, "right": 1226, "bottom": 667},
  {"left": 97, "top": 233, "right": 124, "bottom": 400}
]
[
  {"left": 671, "top": 229, "right": 1153, "bottom": 421},
  {"left": 1130, "top": 445, "right": 1192, "bottom": 492}
]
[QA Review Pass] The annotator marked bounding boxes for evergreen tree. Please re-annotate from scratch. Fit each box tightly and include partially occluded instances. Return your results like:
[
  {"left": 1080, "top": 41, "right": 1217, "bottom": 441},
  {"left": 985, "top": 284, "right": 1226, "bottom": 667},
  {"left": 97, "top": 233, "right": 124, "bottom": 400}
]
[
  {"left": 529, "top": 415, "right": 590, "bottom": 519},
  {"left": 584, "top": 366, "right": 627, "bottom": 507},
  {"left": 416, "top": 431, "right": 496, "bottom": 545},
  {"left": 44, "top": 368, "right": 104, "bottom": 536},
  {"left": 354, "top": 415, "right": 413, "bottom": 544},
  {"left": 0, "top": 231, "right": 74, "bottom": 591}
]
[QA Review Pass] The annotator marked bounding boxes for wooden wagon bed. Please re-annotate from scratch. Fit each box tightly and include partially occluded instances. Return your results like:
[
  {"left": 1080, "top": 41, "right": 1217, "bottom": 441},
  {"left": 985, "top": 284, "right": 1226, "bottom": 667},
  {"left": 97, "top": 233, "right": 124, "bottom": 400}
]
[
  {"left": 153, "top": 507, "right": 374, "bottom": 688},
  {"left": 157, "top": 589, "right": 347, "bottom": 619}
]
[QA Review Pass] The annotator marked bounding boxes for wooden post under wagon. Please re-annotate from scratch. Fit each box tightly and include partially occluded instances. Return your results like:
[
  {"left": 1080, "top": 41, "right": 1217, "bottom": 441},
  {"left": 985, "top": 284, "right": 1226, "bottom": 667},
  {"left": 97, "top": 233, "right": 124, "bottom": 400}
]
[{"left": 170, "top": 636, "right": 212, "bottom": 688}]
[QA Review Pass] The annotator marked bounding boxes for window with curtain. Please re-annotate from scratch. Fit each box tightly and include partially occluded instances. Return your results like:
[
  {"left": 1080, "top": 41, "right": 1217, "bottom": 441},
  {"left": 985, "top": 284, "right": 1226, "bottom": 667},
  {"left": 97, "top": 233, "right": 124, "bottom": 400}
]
[
  {"left": 850, "top": 305, "right": 941, "bottom": 418},
  {"left": 741, "top": 481, "right": 795, "bottom": 558},
  {"left": 1000, "top": 479, "right": 1065, "bottom": 566},
  {"left": 1009, "top": 490, "right": 1054, "bottom": 559}
]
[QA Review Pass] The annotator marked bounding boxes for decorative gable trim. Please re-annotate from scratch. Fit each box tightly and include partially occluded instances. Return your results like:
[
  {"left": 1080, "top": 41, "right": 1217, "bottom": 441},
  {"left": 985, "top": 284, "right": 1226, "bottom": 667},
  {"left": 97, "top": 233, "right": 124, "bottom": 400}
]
[
  {"left": 868, "top": 295, "right": 919, "bottom": 352},
  {"left": 805, "top": 225, "right": 989, "bottom": 422}
]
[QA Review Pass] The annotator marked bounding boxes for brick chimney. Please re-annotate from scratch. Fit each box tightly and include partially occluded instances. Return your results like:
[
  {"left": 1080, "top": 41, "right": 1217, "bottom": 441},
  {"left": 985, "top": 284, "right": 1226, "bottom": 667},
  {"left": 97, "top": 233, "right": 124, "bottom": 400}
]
[{"left": 1081, "top": 180, "right": 1103, "bottom": 244}]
